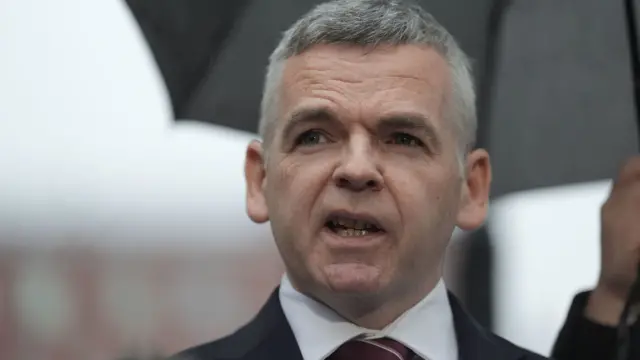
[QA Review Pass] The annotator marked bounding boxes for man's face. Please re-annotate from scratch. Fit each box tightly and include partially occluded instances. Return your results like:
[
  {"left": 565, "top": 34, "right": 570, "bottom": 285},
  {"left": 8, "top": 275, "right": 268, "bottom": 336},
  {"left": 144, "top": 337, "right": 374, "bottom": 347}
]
[{"left": 245, "top": 44, "right": 490, "bottom": 301}]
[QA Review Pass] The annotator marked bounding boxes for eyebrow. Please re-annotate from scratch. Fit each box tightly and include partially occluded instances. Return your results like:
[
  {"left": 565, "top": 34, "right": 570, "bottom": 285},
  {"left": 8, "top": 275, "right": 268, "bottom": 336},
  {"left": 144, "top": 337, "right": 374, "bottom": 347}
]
[
  {"left": 281, "top": 106, "right": 340, "bottom": 141},
  {"left": 280, "top": 106, "right": 441, "bottom": 150},
  {"left": 377, "top": 114, "right": 442, "bottom": 150}
]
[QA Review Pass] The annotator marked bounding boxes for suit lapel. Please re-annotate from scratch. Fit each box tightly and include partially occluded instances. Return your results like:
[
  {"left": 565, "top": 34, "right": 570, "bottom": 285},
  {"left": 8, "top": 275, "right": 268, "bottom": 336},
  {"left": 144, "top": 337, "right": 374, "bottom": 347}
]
[
  {"left": 448, "top": 293, "right": 527, "bottom": 360},
  {"left": 235, "top": 288, "right": 303, "bottom": 360}
]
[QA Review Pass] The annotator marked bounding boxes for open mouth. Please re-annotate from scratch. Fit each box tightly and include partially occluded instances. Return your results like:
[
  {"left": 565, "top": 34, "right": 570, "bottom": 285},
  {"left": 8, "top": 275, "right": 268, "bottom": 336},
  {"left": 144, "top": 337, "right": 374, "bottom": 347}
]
[{"left": 324, "top": 214, "right": 384, "bottom": 237}]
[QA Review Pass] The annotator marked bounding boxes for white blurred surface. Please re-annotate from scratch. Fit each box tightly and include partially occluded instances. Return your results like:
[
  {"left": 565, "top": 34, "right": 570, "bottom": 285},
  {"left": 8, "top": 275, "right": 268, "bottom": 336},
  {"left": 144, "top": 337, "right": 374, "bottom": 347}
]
[
  {"left": 0, "top": 0, "right": 172, "bottom": 134},
  {"left": 0, "top": 123, "right": 269, "bottom": 250},
  {"left": 0, "top": 3, "right": 281, "bottom": 359},
  {"left": 0, "top": 0, "right": 271, "bottom": 251},
  {"left": 489, "top": 180, "right": 611, "bottom": 356}
]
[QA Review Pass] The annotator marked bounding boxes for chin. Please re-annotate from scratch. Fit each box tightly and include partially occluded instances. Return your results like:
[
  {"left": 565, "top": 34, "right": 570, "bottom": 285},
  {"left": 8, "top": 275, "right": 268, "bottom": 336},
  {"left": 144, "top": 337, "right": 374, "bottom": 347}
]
[{"left": 321, "top": 263, "right": 385, "bottom": 294}]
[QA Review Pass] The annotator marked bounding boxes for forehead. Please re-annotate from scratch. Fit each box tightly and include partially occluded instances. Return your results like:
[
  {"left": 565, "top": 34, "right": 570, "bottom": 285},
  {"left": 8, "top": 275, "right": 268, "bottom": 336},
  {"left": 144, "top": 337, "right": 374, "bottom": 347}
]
[{"left": 277, "top": 43, "right": 451, "bottom": 126}]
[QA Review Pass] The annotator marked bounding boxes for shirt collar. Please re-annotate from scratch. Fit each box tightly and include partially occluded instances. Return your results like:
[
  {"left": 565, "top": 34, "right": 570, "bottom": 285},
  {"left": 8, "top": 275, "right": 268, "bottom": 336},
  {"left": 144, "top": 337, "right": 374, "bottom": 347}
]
[{"left": 279, "top": 275, "right": 458, "bottom": 360}]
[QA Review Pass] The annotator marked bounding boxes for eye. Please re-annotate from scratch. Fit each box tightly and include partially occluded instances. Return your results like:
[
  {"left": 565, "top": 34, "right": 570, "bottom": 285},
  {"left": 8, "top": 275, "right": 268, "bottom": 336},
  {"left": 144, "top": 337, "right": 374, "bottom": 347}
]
[
  {"left": 388, "top": 133, "right": 424, "bottom": 147},
  {"left": 295, "top": 130, "right": 328, "bottom": 146}
]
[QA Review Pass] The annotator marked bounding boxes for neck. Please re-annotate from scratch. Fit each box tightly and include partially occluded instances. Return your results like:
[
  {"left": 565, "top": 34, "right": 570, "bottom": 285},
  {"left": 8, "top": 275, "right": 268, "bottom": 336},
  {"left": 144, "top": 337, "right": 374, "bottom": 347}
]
[{"left": 299, "top": 272, "right": 442, "bottom": 330}]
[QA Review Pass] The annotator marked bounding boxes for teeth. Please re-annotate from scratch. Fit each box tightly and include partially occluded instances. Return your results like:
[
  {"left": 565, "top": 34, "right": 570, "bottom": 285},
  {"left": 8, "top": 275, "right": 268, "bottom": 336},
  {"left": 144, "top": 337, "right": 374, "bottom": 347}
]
[{"left": 336, "top": 228, "right": 369, "bottom": 237}]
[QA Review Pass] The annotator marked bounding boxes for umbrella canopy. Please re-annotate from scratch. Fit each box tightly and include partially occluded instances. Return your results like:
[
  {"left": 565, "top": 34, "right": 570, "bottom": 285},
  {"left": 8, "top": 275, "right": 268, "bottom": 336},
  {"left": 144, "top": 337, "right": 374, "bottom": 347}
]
[
  {"left": 125, "top": 0, "right": 251, "bottom": 118},
  {"left": 126, "top": 0, "right": 640, "bottom": 193},
  {"left": 127, "top": 0, "right": 494, "bottom": 133},
  {"left": 481, "top": 0, "right": 639, "bottom": 197}
]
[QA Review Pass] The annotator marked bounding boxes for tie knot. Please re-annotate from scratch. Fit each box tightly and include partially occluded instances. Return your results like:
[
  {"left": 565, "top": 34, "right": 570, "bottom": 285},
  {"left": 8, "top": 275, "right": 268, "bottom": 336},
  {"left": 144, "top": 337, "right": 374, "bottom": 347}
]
[{"left": 330, "top": 337, "right": 413, "bottom": 360}]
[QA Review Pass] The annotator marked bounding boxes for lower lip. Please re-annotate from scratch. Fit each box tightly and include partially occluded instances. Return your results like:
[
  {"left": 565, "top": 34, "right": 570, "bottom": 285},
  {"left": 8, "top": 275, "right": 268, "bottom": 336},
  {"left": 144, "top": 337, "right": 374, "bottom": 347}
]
[{"left": 320, "top": 227, "right": 387, "bottom": 248}]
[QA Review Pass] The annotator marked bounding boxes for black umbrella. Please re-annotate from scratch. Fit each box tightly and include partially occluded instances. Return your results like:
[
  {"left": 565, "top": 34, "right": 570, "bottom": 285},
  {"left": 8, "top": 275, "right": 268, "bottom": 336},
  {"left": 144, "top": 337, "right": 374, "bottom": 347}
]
[
  {"left": 125, "top": 0, "right": 251, "bottom": 119},
  {"left": 127, "top": 0, "right": 639, "bottom": 193},
  {"left": 479, "top": 0, "right": 639, "bottom": 198},
  {"left": 126, "top": 0, "right": 494, "bottom": 133}
]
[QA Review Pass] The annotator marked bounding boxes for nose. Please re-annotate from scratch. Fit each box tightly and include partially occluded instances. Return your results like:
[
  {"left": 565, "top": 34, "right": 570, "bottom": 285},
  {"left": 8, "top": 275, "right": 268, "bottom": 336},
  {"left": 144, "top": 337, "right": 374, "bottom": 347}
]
[{"left": 332, "top": 139, "right": 384, "bottom": 192}]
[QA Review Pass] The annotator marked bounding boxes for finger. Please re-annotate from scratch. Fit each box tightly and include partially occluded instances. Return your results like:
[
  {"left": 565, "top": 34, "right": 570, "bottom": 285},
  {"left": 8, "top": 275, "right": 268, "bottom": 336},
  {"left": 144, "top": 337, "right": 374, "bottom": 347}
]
[{"left": 614, "top": 156, "right": 640, "bottom": 186}]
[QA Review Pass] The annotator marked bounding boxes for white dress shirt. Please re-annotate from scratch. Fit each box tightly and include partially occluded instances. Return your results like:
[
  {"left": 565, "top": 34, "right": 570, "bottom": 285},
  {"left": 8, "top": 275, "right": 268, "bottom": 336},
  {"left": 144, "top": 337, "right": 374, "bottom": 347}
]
[{"left": 279, "top": 274, "right": 459, "bottom": 360}]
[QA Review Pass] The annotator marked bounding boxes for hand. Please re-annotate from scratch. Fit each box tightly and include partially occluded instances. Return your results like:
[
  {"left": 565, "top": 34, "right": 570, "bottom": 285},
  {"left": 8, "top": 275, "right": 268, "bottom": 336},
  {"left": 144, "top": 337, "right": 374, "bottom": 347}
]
[{"left": 585, "top": 156, "right": 640, "bottom": 326}]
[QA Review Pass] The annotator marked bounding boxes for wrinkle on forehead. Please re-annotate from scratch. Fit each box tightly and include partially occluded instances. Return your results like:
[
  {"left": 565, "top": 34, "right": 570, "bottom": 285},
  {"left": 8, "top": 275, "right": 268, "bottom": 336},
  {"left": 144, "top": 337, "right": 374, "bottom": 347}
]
[{"left": 278, "top": 43, "right": 451, "bottom": 133}]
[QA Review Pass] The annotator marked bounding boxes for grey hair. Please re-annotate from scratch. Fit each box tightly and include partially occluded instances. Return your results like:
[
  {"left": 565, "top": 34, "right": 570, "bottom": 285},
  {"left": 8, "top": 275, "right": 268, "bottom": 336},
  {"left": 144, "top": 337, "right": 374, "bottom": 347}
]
[{"left": 258, "top": 0, "right": 477, "bottom": 165}]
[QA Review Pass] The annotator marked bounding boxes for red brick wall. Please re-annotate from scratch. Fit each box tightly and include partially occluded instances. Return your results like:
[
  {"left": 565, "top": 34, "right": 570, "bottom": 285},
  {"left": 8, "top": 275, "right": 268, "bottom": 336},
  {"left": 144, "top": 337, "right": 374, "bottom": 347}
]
[{"left": 0, "top": 245, "right": 284, "bottom": 360}]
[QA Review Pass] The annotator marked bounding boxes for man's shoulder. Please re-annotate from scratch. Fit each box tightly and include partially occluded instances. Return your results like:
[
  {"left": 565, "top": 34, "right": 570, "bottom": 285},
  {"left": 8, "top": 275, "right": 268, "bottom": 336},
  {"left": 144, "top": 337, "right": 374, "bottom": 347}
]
[
  {"left": 484, "top": 330, "right": 550, "bottom": 360},
  {"left": 171, "top": 328, "right": 254, "bottom": 360},
  {"left": 172, "top": 288, "right": 302, "bottom": 360},
  {"left": 172, "top": 337, "right": 227, "bottom": 360},
  {"left": 447, "top": 293, "right": 549, "bottom": 359}
]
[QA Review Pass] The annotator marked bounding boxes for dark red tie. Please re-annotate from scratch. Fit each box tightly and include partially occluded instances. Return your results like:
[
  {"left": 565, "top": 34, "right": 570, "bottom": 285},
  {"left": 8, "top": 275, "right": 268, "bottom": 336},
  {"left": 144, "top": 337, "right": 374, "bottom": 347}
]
[{"left": 329, "top": 337, "right": 413, "bottom": 360}]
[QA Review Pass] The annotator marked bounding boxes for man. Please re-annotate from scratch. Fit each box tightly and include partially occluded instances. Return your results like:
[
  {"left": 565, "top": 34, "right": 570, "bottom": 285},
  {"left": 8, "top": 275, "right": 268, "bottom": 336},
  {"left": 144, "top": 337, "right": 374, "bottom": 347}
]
[
  {"left": 178, "top": 0, "right": 544, "bottom": 359},
  {"left": 552, "top": 157, "right": 640, "bottom": 360}
]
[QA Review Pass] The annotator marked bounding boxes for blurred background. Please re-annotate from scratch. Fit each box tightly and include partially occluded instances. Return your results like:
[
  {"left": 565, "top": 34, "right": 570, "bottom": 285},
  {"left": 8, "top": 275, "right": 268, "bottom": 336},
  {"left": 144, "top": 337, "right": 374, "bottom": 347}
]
[{"left": 1, "top": 0, "right": 639, "bottom": 359}]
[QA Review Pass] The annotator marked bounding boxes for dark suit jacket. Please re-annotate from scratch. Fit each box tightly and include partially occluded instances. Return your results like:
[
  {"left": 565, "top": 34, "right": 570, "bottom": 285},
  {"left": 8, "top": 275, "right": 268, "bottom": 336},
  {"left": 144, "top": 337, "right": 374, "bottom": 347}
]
[
  {"left": 552, "top": 291, "right": 640, "bottom": 360},
  {"left": 176, "top": 288, "right": 547, "bottom": 360}
]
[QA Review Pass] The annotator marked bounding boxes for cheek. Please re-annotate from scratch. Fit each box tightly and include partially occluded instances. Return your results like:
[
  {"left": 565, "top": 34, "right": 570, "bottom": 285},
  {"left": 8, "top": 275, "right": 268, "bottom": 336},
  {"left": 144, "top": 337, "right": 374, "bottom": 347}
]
[
  {"left": 266, "top": 158, "right": 336, "bottom": 272},
  {"left": 392, "top": 172, "right": 460, "bottom": 275},
  {"left": 386, "top": 161, "right": 461, "bottom": 231},
  {"left": 266, "top": 158, "right": 334, "bottom": 226}
]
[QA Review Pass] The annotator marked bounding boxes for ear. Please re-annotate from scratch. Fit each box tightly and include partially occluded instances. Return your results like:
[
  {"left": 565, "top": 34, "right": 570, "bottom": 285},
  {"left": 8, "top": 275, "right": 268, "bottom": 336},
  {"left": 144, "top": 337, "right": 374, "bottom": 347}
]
[
  {"left": 245, "top": 140, "right": 269, "bottom": 223},
  {"left": 456, "top": 149, "right": 492, "bottom": 231}
]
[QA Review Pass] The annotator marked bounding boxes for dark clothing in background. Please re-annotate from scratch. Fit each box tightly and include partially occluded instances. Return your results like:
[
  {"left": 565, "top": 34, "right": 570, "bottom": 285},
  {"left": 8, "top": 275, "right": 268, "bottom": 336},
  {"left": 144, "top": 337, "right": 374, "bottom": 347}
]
[{"left": 552, "top": 291, "right": 640, "bottom": 360}]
